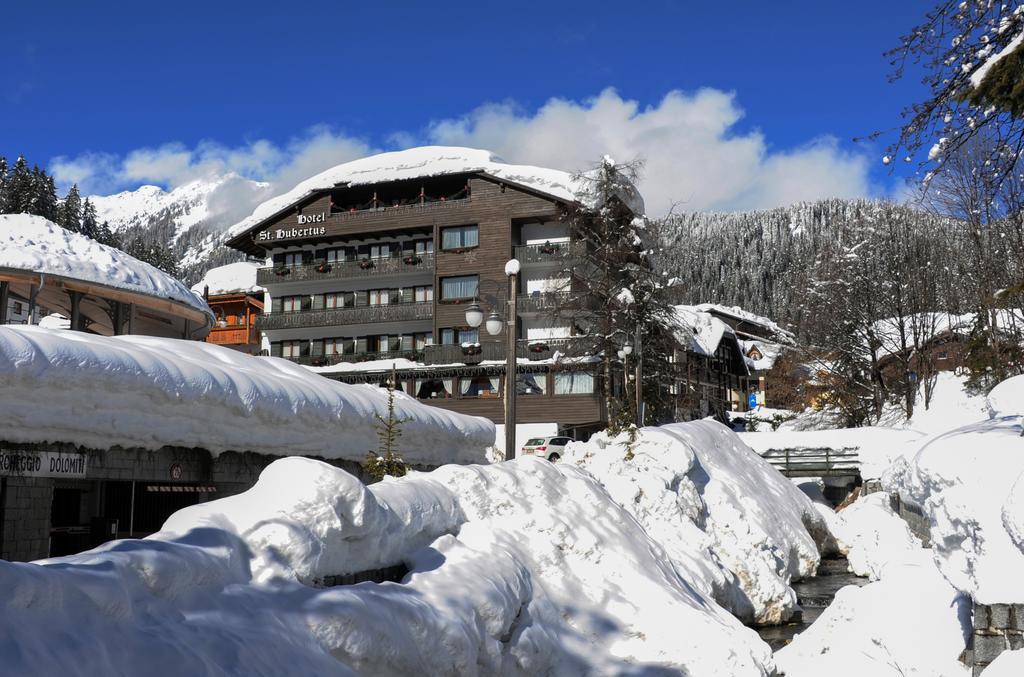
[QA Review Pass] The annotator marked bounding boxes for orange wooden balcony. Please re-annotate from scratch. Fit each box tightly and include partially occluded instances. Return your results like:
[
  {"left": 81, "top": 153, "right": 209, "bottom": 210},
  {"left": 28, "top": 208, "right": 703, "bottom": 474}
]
[{"left": 206, "top": 326, "right": 258, "bottom": 346}]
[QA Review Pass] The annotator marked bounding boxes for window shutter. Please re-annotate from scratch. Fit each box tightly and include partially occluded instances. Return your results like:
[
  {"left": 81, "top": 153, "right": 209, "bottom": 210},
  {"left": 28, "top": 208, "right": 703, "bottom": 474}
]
[
  {"left": 273, "top": 253, "right": 285, "bottom": 266},
  {"left": 312, "top": 294, "right": 325, "bottom": 310},
  {"left": 301, "top": 295, "right": 312, "bottom": 311},
  {"left": 270, "top": 342, "right": 282, "bottom": 358},
  {"left": 356, "top": 337, "right": 368, "bottom": 354},
  {"left": 310, "top": 340, "right": 323, "bottom": 356},
  {"left": 271, "top": 297, "right": 283, "bottom": 313}
]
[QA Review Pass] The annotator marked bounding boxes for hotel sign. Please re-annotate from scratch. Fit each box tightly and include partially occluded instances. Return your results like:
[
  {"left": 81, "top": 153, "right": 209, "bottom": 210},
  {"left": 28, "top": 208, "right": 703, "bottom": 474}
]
[
  {"left": 0, "top": 450, "right": 88, "bottom": 478},
  {"left": 256, "top": 212, "right": 328, "bottom": 242}
]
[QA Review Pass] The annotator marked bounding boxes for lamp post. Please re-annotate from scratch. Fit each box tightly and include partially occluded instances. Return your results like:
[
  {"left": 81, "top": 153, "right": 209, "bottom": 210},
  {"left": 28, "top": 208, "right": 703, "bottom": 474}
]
[{"left": 465, "top": 259, "right": 520, "bottom": 461}]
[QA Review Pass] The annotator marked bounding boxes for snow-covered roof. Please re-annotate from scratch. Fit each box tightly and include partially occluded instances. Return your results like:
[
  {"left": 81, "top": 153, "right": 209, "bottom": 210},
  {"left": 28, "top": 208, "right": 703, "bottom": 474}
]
[
  {"left": 673, "top": 305, "right": 739, "bottom": 358},
  {"left": 740, "top": 338, "right": 787, "bottom": 371},
  {"left": 694, "top": 303, "right": 795, "bottom": 343},
  {"left": 0, "top": 214, "right": 212, "bottom": 320},
  {"left": 227, "top": 146, "right": 645, "bottom": 240},
  {"left": 0, "top": 325, "right": 493, "bottom": 465},
  {"left": 190, "top": 261, "right": 265, "bottom": 297}
]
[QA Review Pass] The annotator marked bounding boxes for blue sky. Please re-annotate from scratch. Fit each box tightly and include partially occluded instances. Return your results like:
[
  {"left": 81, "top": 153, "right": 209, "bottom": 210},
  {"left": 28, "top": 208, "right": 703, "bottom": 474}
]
[{"left": 0, "top": 1, "right": 932, "bottom": 214}]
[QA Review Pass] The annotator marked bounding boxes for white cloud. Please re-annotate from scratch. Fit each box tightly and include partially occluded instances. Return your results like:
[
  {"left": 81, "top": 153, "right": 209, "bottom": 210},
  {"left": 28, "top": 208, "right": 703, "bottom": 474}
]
[
  {"left": 50, "top": 88, "right": 875, "bottom": 219},
  {"left": 51, "top": 128, "right": 376, "bottom": 199},
  {"left": 426, "top": 88, "right": 874, "bottom": 214}
]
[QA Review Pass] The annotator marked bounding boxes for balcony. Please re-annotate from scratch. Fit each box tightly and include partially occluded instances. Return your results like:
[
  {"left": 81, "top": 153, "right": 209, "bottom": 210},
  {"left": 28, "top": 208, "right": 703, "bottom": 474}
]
[
  {"left": 422, "top": 337, "right": 587, "bottom": 365},
  {"left": 286, "top": 351, "right": 425, "bottom": 367},
  {"left": 206, "top": 326, "right": 259, "bottom": 345},
  {"left": 257, "top": 253, "right": 434, "bottom": 286},
  {"left": 516, "top": 291, "right": 600, "bottom": 314},
  {"left": 257, "top": 302, "right": 432, "bottom": 331},
  {"left": 513, "top": 241, "right": 585, "bottom": 266}
]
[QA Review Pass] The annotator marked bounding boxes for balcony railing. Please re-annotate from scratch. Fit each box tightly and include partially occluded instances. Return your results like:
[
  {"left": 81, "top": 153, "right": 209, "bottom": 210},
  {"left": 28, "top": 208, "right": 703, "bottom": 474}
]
[
  {"left": 513, "top": 241, "right": 585, "bottom": 265},
  {"left": 422, "top": 337, "right": 588, "bottom": 365},
  {"left": 516, "top": 291, "right": 600, "bottom": 314},
  {"left": 258, "top": 253, "right": 434, "bottom": 285},
  {"left": 286, "top": 350, "right": 425, "bottom": 367},
  {"left": 206, "top": 326, "right": 258, "bottom": 345},
  {"left": 257, "top": 302, "right": 433, "bottom": 331}
]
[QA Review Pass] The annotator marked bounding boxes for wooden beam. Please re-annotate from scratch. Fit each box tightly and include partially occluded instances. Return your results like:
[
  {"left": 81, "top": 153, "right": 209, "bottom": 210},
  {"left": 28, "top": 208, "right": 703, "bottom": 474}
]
[
  {"left": 0, "top": 268, "right": 210, "bottom": 326},
  {"left": 68, "top": 290, "right": 82, "bottom": 332},
  {"left": 0, "top": 281, "right": 8, "bottom": 324}
]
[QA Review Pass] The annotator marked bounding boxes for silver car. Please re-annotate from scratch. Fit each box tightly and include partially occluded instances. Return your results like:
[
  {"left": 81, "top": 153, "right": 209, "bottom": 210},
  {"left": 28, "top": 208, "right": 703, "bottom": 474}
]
[{"left": 520, "top": 436, "right": 574, "bottom": 462}]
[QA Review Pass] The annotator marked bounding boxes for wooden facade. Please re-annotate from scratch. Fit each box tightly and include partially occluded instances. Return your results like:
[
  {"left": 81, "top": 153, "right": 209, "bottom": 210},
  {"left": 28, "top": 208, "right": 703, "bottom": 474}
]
[
  {"left": 227, "top": 172, "right": 607, "bottom": 434},
  {"left": 203, "top": 292, "right": 264, "bottom": 354}
]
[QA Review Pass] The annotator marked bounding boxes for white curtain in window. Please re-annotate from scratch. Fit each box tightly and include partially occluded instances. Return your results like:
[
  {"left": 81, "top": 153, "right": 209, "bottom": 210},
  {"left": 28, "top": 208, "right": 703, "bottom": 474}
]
[
  {"left": 442, "top": 276, "right": 478, "bottom": 300},
  {"left": 461, "top": 376, "right": 500, "bottom": 396},
  {"left": 555, "top": 371, "right": 595, "bottom": 395}
]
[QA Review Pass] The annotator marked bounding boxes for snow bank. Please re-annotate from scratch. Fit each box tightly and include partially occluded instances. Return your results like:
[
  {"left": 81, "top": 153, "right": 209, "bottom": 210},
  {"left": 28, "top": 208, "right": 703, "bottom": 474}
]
[
  {"left": 0, "top": 213, "right": 211, "bottom": 319},
  {"left": 673, "top": 304, "right": 742, "bottom": 358},
  {"left": 830, "top": 491, "right": 923, "bottom": 580},
  {"left": 774, "top": 549, "right": 969, "bottom": 677},
  {"left": 988, "top": 373, "right": 1024, "bottom": 418},
  {"left": 985, "top": 648, "right": 1024, "bottom": 677},
  {"left": 16, "top": 453, "right": 776, "bottom": 675},
  {"left": 228, "top": 146, "right": 644, "bottom": 239},
  {"left": 885, "top": 414, "right": 1024, "bottom": 603},
  {"left": 191, "top": 261, "right": 264, "bottom": 296},
  {"left": 739, "top": 426, "right": 923, "bottom": 480},
  {"left": 565, "top": 420, "right": 829, "bottom": 625},
  {"left": 776, "top": 489, "right": 969, "bottom": 677},
  {"left": 0, "top": 325, "right": 493, "bottom": 465}
]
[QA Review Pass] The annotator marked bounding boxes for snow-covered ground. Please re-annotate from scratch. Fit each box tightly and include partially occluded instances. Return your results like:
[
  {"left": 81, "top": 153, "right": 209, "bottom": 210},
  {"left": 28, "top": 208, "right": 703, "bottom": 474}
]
[
  {"left": 884, "top": 374, "right": 1024, "bottom": 604},
  {"left": 6, "top": 423, "right": 806, "bottom": 676},
  {"left": 0, "top": 325, "right": 492, "bottom": 465},
  {"left": 564, "top": 421, "right": 830, "bottom": 625}
]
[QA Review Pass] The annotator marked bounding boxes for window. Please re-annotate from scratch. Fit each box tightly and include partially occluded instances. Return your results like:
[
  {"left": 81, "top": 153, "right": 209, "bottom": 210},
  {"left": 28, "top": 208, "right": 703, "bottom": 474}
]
[
  {"left": 414, "top": 285, "right": 433, "bottom": 303},
  {"left": 937, "top": 350, "right": 949, "bottom": 360},
  {"left": 324, "top": 292, "right": 354, "bottom": 309},
  {"left": 414, "top": 333, "right": 433, "bottom": 350},
  {"left": 441, "top": 225, "right": 479, "bottom": 250},
  {"left": 516, "top": 373, "right": 547, "bottom": 395},
  {"left": 460, "top": 375, "right": 500, "bottom": 398},
  {"left": 281, "top": 340, "right": 304, "bottom": 358},
  {"left": 416, "top": 378, "right": 454, "bottom": 399},
  {"left": 324, "top": 338, "right": 355, "bottom": 356},
  {"left": 12, "top": 301, "right": 23, "bottom": 315},
  {"left": 440, "top": 275, "right": 478, "bottom": 301},
  {"left": 554, "top": 371, "right": 595, "bottom": 395},
  {"left": 440, "top": 328, "right": 477, "bottom": 345},
  {"left": 368, "top": 289, "right": 390, "bottom": 306},
  {"left": 369, "top": 243, "right": 394, "bottom": 259},
  {"left": 283, "top": 251, "right": 304, "bottom": 267},
  {"left": 415, "top": 239, "right": 434, "bottom": 254},
  {"left": 281, "top": 295, "right": 304, "bottom": 312}
]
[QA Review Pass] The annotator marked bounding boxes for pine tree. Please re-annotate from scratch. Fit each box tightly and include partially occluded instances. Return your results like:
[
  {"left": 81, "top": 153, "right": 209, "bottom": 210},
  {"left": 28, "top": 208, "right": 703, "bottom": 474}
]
[
  {"left": 0, "top": 157, "right": 8, "bottom": 213},
  {"left": 6, "top": 156, "right": 33, "bottom": 214},
  {"left": 364, "top": 367, "right": 411, "bottom": 482},
  {"left": 57, "top": 184, "right": 84, "bottom": 232}
]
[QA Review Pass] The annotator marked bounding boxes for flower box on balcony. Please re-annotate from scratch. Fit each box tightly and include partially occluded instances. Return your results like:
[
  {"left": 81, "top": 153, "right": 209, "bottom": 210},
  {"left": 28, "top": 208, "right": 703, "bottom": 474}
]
[
  {"left": 274, "top": 266, "right": 291, "bottom": 276},
  {"left": 315, "top": 261, "right": 332, "bottom": 273},
  {"left": 461, "top": 343, "right": 482, "bottom": 356},
  {"left": 358, "top": 259, "right": 375, "bottom": 270},
  {"left": 403, "top": 255, "right": 422, "bottom": 266},
  {"left": 538, "top": 242, "right": 560, "bottom": 255},
  {"left": 528, "top": 342, "right": 550, "bottom": 354}
]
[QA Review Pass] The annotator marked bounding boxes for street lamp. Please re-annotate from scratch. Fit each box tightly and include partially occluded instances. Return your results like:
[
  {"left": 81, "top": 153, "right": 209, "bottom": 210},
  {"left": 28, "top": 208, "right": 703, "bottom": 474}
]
[{"left": 465, "top": 259, "right": 520, "bottom": 461}]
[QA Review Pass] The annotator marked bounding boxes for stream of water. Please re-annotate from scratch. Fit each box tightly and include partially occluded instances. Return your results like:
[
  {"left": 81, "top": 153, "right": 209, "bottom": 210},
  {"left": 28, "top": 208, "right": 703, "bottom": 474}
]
[{"left": 754, "top": 556, "right": 868, "bottom": 651}]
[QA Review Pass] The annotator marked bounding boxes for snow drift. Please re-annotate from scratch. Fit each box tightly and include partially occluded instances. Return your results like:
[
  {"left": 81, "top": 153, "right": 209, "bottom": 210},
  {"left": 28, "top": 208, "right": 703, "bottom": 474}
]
[
  {"left": 6, "top": 442, "right": 782, "bottom": 676},
  {"left": 0, "top": 325, "right": 493, "bottom": 465},
  {"left": 564, "top": 421, "right": 830, "bottom": 625},
  {"left": 191, "top": 261, "right": 265, "bottom": 297}
]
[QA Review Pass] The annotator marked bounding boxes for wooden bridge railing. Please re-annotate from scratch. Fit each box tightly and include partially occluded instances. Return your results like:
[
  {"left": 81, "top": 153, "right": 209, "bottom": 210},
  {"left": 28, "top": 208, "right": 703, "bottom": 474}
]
[{"left": 761, "top": 447, "right": 861, "bottom": 478}]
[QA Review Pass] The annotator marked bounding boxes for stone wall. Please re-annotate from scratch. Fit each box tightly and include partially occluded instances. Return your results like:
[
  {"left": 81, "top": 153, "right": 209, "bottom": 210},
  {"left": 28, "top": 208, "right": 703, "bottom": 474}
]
[
  {"left": 887, "top": 492, "right": 932, "bottom": 546},
  {"left": 966, "top": 602, "right": 1024, "bottom": 675},
  {"left": 0, "top": 477, "right": 53, "bottom": 561}
]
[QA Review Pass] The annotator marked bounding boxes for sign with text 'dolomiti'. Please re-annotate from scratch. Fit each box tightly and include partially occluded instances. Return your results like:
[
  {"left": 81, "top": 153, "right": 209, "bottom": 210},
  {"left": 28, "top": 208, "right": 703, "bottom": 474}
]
[{"left": 0, "top": 449, "right": 88, "bottom": 478}]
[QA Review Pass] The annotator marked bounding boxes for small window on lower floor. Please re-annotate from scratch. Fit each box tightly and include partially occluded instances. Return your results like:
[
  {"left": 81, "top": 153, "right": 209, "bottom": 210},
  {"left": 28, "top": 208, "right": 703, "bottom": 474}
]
[
  {"left": 516, "top": 373, "right": 548, "bottom": 395},
  {"left": 460, "top": 375, "right": 500, "bottom": 398},
  {"left": 554, "top": 371, "right": 595, "bottom": 395},
  {"left": 416, "top": 378, "right": 454, "bottom": 399}
]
